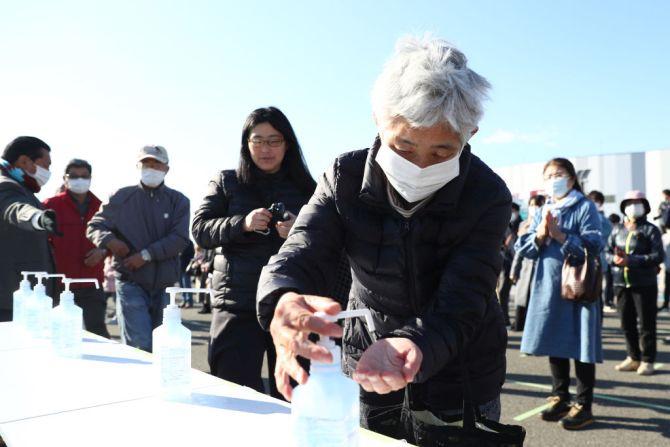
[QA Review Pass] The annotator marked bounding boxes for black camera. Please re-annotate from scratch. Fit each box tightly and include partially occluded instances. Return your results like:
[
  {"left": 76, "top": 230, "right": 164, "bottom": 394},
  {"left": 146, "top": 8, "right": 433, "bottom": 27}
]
[{"left": 268, "top": 202, "right": 289, "bottom": 225}]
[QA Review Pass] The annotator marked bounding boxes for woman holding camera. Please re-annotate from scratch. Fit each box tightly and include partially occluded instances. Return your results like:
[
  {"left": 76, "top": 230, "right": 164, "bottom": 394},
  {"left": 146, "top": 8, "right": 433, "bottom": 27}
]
[{"left": 192, "top": 107, "right": 316, "bottom": 396}]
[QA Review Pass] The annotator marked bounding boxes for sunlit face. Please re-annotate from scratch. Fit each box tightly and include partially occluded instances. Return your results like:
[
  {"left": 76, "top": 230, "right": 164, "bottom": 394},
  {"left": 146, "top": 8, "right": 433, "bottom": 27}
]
[
  {"left": 15, "top": 148, "right": 51, "bottom": 175},
  {"left": 379, "top": 118, "right": 475, "bottom": 169},
  {"left": 543, "top": 164, "right": 575, "bottom": 195},
  {"left": 139, "top": 158, "right": 169, "bottom": 172},
  {"left": 247, "top": 122, "right": 287, "bottom": 174}
]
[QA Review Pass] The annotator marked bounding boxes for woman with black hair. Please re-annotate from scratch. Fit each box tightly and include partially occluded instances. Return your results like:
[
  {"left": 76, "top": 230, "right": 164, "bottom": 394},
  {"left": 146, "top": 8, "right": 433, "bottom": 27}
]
[
  {"left": 515, "top": 158, "right": 603, "bottom": 430},
  {"left": 192, "top": 107, "right": 316, "bottom": 397}
]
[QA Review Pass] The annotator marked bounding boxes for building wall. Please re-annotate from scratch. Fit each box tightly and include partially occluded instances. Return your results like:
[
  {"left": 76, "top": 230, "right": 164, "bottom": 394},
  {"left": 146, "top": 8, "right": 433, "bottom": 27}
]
[{"left": 494, "top": 148, "right": 670, "bottom": 220}]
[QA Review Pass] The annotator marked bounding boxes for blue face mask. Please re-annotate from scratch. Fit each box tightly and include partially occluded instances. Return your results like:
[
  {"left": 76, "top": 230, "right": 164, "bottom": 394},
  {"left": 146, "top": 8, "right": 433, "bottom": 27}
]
[{"left": 0, "top": 158, "right": 25, "bottom": 183}]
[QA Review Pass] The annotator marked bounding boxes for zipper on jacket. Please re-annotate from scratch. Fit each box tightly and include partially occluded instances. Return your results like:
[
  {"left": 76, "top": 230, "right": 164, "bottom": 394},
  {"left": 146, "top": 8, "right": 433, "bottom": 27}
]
[
  {"left": 402, "top": 219, "right": 419, "bottom": 314},
  {"left": 623, "top": 230, "right": 635, "bottom": 288}
]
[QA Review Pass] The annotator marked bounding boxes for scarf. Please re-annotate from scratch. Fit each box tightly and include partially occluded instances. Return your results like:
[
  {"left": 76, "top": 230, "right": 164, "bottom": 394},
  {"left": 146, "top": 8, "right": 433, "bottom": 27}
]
[{"left": 0, "top": 158, "right": 41, "bottom": 193}]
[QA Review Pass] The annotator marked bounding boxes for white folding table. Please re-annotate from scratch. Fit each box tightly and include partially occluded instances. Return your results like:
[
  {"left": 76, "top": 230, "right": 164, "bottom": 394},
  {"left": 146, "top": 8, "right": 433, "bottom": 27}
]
[{"left": 0, "top": 322, "right": 404, "bottom": 446}]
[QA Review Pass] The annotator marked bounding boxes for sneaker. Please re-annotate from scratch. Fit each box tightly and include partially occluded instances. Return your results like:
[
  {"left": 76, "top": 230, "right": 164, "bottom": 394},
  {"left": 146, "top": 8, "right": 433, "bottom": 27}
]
[
  {"left": 603, "top": 305, "right": 617, "bottom": 314},
  {"left": 540, "top": 396, "right": 571, "bottom": 421},
  {"left": 198, "top": 305, "right": 211, "bottom": 314},
  {"left": 615, "top": 357, "right": 640, "bottom": 372},
  {"left": 559, "top": 404, "right": 594, "bottom": 430},
  {"left": 637, "top": 362, "right": 654, "bottom": 376}
]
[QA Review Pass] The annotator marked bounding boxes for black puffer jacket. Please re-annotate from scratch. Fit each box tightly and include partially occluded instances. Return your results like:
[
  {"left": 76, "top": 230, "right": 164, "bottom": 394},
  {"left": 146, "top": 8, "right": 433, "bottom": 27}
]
[
  {"left": 606, "top": 218, "right": 664, "bottom": 288},
  {"left": 192, "top": 168, "right": 311, "bottom": 314},
  {"left": 257, "top": 139, "right": 511, "bottom": 410}
]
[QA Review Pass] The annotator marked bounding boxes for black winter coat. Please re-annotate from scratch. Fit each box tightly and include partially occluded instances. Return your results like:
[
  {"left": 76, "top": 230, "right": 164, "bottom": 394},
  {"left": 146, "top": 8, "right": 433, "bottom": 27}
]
[
  {"left": 606, "top": 218, "right": 664, "bottom": 288},
  {"left": 257, "top": 140, "right": 511, "bottom": 410},
  {"left": 192, "top": 169, "right": 312, "bottom": 314}
]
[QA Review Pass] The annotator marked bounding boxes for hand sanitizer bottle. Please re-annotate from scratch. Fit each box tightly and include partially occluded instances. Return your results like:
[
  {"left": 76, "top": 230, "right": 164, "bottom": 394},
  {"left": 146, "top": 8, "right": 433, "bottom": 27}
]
[
  {"left": 153, "top": 287, "right": 214, "bottom": 400},
  {"left": 291, "top": 309, "right": 377, "bottom": 447},
  {"left": 12, "top": 271, "right": 45, "bottom": 329},
  {"left": 51, "top": 278, "right": 100, "bottom": 358},
  {"left": 23, "top": 273, "right": 65, "bottom": 339}
]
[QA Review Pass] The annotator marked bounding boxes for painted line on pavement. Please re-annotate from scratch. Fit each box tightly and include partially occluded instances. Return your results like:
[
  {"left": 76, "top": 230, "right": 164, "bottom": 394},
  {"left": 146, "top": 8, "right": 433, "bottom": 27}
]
[
  {"left": 513, "top": 402, "right": 553, "bottom": 421},
  {"left": 509, "top": 380, "right": 670, "bottom": 417}
]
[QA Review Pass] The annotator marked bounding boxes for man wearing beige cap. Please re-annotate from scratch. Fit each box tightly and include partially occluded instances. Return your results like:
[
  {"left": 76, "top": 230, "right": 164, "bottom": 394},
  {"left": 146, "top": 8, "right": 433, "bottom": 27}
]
[{"left": 87, "top": 145, "right": 190, "bottom": 352}]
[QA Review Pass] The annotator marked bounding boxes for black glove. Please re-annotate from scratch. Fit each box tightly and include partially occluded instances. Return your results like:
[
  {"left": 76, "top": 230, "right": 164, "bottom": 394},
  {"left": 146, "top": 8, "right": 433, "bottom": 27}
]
[{"left": 40, "top": 209, "right": 63, "bottom": 236}]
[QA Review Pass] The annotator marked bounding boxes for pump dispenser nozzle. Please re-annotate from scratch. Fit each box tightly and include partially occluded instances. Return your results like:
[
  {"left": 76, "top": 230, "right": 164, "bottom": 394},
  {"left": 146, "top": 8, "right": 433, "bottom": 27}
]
[
  {"left": 34, "top": 273, "right": 66, "bottom": 291},
  {"left": 18, "top": 271, "right": 45, "bottom": 291},
  {"left": 62, "top": 278, "right": 100, "bottom": 292},
  {"left": 313, "top": 309, "right": 377, "bottom": 366},
  {"left": 164, "top": 287, "right": 214, "bottom": 323},
  {"left": 60, "top": 279, "right": 100, "bottom": 302}
]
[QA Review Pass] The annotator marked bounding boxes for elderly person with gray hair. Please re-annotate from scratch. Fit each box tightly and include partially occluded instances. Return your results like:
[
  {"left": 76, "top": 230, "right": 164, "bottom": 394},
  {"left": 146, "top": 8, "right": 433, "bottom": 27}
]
[{"left": 257, "top": 36, "right": 511, "bottom": 443}]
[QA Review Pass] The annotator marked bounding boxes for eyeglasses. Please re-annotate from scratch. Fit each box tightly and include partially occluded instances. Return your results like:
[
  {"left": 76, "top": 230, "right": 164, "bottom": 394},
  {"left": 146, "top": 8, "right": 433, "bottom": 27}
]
[
  {"left": 544, "top": 172, "right": 567, "bottom": 181},
  {"left": 65, "top": 174, "right": 91, "bottom": 180},
  {"left": 248, "top": 137, "right": 285, "bottom": 149}
]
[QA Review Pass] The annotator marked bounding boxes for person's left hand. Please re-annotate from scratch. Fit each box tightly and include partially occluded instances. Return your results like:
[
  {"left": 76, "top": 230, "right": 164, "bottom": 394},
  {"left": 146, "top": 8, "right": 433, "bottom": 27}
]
[
  {"left": 353, "top": 338, "right": 423, "bottom": 394},
  {"left": 547, "top": 213, "right": 566, "bottom": 244},
  {"left": 276, "top": 211, "right": 297, "bottom": 239},
  {"left": 123, "top": 253, "right": 146, "bottom": 271}
]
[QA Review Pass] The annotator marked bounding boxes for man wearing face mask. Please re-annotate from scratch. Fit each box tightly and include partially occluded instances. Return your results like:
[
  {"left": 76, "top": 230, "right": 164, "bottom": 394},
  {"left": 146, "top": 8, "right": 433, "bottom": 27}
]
[
  {"left": 587, "top": 191, "right": 614, "bottom": 315},
  {"left": 257, "top": 37, "right": 512, "bottom": 442},
  {"left": 43, "top": 159, "right": 108, "bottom": 337},
  {"left": 0, "top": 136, "right": 58, "bottom": 322},
  {"left": 606, "top": 191, "right": 664, "bottom": 376},
  {"left": 87, "top": 146, "right": 190, "bottom": 352}
]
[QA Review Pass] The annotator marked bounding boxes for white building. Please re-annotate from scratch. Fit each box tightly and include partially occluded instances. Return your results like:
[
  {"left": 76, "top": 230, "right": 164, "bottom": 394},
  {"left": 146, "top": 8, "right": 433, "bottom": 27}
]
[{"left": 494, "top": 148, "right": 670, "bottom": 219}]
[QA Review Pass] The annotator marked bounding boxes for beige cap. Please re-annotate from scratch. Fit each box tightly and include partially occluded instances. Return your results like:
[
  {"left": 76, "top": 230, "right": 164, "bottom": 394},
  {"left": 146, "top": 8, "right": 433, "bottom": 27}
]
[{"left": 138, "top": 145, "right": 169, "bottom": 164}]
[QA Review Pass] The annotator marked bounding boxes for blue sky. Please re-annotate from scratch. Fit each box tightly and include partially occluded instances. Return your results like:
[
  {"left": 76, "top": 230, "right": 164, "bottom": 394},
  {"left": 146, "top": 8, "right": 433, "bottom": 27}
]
[{"left": 1, "top": 0, "right": 668, "bottom": 205}]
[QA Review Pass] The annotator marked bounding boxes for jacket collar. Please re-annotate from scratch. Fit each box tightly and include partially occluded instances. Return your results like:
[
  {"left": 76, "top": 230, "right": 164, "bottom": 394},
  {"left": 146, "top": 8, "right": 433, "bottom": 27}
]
[{"left": 358, "top": 136, "right": 473, "bottom": 215}]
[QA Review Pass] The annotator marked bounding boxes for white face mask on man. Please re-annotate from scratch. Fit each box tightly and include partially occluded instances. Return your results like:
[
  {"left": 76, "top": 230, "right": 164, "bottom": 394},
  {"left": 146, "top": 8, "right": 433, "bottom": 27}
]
[
  {"left": 141, "top": 168, "right": 166, "bottom": 188},
  {"left": 28, "top": 164, "right": 51, "bottom": 187},
  {"left": 375, "top": 144, "right": 463, "bottom": 203},
  {"left": 67, "top": 178, "right": 91, "bottom": 194}
]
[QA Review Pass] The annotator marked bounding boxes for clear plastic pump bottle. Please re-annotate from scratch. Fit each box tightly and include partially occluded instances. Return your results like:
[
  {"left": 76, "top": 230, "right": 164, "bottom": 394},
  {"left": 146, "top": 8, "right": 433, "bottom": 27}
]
[
  {"left": 291, "top": 309, "right": 376, "bottom": 447},
  {"left": 23, "top": 273, "right": 65, "bottom": 339},
  {"left": 12, "top": 271, "right": 45, "bottom": 329},
  {"left": 153, "top": 287, "right": 214, "bottom": 400},
  {"left": 51, "top": 278, "right": 100, "bottom": 357}
]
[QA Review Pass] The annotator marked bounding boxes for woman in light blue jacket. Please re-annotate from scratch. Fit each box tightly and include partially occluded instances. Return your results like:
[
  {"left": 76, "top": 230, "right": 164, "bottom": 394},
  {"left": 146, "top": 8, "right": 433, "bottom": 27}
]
[{"left": 515, "top": 158, "right": 602, "bottom": 431}]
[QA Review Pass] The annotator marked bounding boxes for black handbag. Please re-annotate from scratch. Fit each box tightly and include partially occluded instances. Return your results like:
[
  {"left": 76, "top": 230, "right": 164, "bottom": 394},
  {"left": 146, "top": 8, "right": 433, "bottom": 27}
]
[{"left": 403, "top": 356, "right": 526, "bottom": 447}]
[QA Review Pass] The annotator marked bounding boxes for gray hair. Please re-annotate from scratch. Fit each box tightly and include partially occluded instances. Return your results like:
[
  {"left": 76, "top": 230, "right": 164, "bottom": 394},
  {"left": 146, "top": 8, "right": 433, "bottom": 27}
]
[{"left": 371, "top": 35, "right": 491, "bottom": 140}]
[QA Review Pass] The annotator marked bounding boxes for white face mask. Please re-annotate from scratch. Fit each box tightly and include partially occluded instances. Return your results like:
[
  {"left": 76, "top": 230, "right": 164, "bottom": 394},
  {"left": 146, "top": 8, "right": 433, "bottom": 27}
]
[
  {"left": 67, "top": 178, "right": 91, "bottom": 194},
  {"left": 527, "top": 206, "right": 538, "bottom": 219},
  {"left": 141, "top": 168, "right": 166, "bottom": 188},
  {"left": 544, "top": 176, "right": 570, "bottom": 199},
  {"left": 624, "top": 203, "right": 646, "bottom": 219},
  {"left": 375, "top": 144, "right": 463, "bottom": 203},
  {"left": 28, "top": 164, "right": 51, "bottom": 187}
]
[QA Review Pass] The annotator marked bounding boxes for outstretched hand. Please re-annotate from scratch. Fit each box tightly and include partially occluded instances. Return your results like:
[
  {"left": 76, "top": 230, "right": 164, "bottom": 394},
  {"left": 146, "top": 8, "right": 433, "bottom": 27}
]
[{"left": 353, "top": 338, "right": 422, "bottom": 394}]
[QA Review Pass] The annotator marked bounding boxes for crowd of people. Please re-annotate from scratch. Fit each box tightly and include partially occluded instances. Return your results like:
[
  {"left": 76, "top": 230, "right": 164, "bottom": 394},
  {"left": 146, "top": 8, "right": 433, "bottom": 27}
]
[
  {"left": 499, "top": 167, "right": 669, "bottom": 429},
  {"left": 0, "top": 34, "right": 667, "bottom": 444}
]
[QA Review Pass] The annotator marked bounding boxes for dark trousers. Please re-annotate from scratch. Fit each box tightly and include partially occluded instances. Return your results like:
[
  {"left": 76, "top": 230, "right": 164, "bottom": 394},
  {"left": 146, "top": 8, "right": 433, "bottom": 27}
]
[
  {"left": 209, "top": 309, "right": 280, "bottom": 399},
  {"left": 662, "top": 271, "right": 670, "bottom": 309},
  {"left": 616, "top": 285, "right": 657, "bottom": 363},
  {"left": 549, "top": 357, "right": 595, "bottom": 410},
  {"left": 71, "top": 286, "right": 110, "bottom": 339},
  {"left": 604, "top": 266, "right": 615, "bottom": 307},
  {"left": 0, "top": 309, "right": 11, "bottom": 322},
  {"left": 498, "top": 259, "right": 513, "bottom": 324},
  {"left": 360, "top": 388, "right": 501, "bottom": 442}
]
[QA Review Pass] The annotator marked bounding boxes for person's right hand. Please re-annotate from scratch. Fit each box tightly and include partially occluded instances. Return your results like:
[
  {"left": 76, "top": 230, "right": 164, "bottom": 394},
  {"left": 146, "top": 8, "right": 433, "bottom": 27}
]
[
  {"left": 535, "top": 213, "right": 549, "bottom": 244},
  {"left": 40, "top": 209, "right": 62, "bottom": 236},
  {"left": 106, "top": 238, "right": 130, "bottom": 258},
  {"left": 269, "top": 292, "right": 343, "bottom": 401},
  {"left": 243, "top": 208, "right": 273, "bottom": 233}
]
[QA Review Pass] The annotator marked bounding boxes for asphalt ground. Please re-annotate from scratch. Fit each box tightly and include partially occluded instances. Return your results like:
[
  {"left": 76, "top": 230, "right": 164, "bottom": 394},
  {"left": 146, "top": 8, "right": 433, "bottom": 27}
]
[{"left": 105, "top": 299, "right": 670, "bottom": 446}]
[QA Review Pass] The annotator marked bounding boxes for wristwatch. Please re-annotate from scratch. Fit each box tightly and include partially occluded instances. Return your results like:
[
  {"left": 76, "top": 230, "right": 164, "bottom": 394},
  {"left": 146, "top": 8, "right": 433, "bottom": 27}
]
[{"left": 140, "top": 249, "right": 152, "bottom": 262}]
